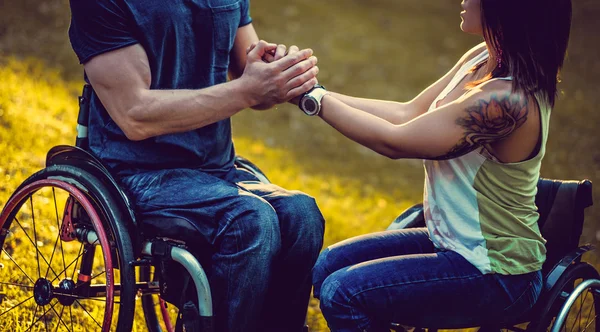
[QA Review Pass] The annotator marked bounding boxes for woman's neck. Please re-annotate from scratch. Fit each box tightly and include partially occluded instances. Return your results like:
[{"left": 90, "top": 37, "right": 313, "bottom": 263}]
[{"left": 484, "top": 43, "right": 498, "bottom": 74}]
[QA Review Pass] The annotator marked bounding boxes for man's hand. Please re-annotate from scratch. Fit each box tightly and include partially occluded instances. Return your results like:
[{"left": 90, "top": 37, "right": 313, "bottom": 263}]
[{"left": 242, "top": 41, "right": 319, "bottom": 110}]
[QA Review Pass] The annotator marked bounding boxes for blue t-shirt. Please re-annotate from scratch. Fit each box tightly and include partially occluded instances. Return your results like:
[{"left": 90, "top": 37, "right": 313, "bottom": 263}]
[{"left": 68, "top": 0, "right": 252, "bottom": 177}]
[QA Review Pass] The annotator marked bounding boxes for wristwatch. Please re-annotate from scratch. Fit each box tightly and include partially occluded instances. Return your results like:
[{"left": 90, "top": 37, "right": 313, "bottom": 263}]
[{"left": 299, "top": 84, "right": 328, "bottom": 116}]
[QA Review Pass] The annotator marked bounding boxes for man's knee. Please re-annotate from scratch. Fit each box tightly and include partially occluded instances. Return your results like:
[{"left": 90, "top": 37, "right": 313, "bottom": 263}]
[
  {"left": 226, "top": 194, "right": 282, "bottom": 255},
  {"left": 281, "top": 191, "right": 325, "bottom": 242}
]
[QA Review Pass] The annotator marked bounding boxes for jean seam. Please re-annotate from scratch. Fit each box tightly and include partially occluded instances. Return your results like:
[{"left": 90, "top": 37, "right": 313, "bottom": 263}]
[
  {"left": 348, "top": 273, "right": 484, "bottom": 301},
  {"left": 345, "top": 272, "right": 485, "bottom": 330},
  {"left": 501, "top": 281, "right": 534, "bottom": 313}
]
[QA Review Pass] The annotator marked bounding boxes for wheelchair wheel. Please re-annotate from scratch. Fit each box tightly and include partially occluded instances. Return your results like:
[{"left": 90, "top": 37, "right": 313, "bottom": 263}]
[
  {"left": 532, "top": 262, "right": 600, "bottom": 332},
  {"left": 140, "top": 265, "right": 177, "bottom": 332},
  {"left": 550, "top": 278, "right": 599, "bottom": 332},
  {"left": 0, "top": 165, "right": 136, "bottom": 331}
]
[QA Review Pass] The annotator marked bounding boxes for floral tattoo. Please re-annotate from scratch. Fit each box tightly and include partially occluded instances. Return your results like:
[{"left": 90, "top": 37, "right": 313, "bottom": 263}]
[{"left": 434, "top": 94, "right": 529, "bottom": 160}]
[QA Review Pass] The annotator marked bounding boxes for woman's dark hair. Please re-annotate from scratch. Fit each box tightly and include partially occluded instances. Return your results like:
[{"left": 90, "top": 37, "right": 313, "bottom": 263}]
[{"left": 471, "top": 0, "right": 572, "bottom": 107}]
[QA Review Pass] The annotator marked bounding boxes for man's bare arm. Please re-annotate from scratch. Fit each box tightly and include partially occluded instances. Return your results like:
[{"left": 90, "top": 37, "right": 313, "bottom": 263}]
[
  {"left": 84, "top": 41, "right": 318, "bottom": 141},
  {"left": 229, "top": 23, "right": 259, "bottom": 80}
]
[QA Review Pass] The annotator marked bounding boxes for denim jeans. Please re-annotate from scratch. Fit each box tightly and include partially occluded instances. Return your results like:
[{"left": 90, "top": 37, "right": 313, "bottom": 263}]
[
  {"left": 313, "top": 228, "right": 542, "bottom": 332},
  {"left": 120, "top": 166, "right": 325, "bottom": 332}
]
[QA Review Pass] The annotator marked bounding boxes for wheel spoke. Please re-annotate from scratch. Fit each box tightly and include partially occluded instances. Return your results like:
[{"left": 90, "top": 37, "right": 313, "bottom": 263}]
[
  {"left": 50, "top": 244, "right": 86, "bottom": 284},
  {"left": 1, "top": 249, "right": 35, "bottom": 284},
  {"left": 14, "top": 216, "right": 61, "bottom": 281},
  {"left": 30, "top": 196, "right": 42, "bottom": 279},
  {"left": 0, "top": 281, "right": 34, "bottom": 289},
  {"left": 44, "top": 231, "right": 62, "bottom": 280},
  {"left": 91, "top": 270, "right": 106, "bottom": 281},
  {"left": 0, "top": 295, "right": 34, "bottom": 317},
  {"left": 43, "top": 303, "right": 50, "bottom": 332},
  {"left": 52, "top": 188, "right": 68, "bottom": 281},
  {"left": 53, "top": 306, "right": 63, "bottom": 332},
  {"left": 570, "top": 288, "right": 591, "bottom": 332},
  {"left": 75, "top": 299, "right": 102, "bottom": 329},
  {"left": 30, "top": 305, "right": 40, "bottom": 330},
  {"left": 50, "top": 303, "right": 71, "bottom": 332},
  {"left": 69, "top": 306, "right": 74, "bottom": 332},
  {"left": 56, "top": 292, "right": 120, "bottom": 304},
  {"left": 582, "top": 291, "right": 595, "bottom": 331},
  {"left": 69, "top": 243, "right": 85, "bottom": 281},
  {"left": 25, "top": 301, "right": 58, "bottom": 332},
  {"left": 581, "top": 314, "right": 597, "bottom": 332}
]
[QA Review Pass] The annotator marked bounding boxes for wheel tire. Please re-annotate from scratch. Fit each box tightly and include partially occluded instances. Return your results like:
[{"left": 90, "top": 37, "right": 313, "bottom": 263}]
[
  {"left": 550, "top": 278, "right": 600, "bottom": 332},
  {"left": 0, "top": 165, "right": 136, "bottom": 331},
  {"left": 530, "top": 262, "right": 600, "bottom": 331}
]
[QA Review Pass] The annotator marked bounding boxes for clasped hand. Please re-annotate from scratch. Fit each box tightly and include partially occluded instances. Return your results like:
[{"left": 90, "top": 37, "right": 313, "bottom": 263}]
[{"left": 241, "top": 40, "right": 319, "bottom": 110}]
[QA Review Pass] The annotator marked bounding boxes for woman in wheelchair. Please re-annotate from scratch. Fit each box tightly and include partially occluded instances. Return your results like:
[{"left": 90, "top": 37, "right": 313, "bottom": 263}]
[{"left": 306, "top": 0, "right": 575, "bottom": 330}]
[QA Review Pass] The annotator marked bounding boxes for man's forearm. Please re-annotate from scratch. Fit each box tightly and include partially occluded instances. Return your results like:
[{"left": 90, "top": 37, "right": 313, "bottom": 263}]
[
  {"left": 124, "top": 78, "right": 252, "bottom": 140},
  {"left": 328, "top": 92, "right": 418, "bottom": 125}
]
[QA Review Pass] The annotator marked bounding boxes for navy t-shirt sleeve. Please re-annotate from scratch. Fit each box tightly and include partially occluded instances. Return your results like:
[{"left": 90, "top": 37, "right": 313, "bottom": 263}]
[
  {"left": 68, "top": 0, "right": 139, "bottom": 64},
  {"left": 239, "top": 0, "right": 253, "bottom": 27}
]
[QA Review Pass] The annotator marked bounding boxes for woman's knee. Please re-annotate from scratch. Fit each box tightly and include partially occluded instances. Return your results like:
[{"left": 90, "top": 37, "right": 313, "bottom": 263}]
[
  {"left": 317, "top": 269, "right": 355, "bottom": 317},
  {"left": 312, "top": 247, "right": 335, "bottom": 299}
]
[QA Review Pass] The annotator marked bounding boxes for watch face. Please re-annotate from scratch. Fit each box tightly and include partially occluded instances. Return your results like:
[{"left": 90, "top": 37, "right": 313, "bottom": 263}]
[{"left": 302, "top": 97, "right": 318, "bottom": 115}]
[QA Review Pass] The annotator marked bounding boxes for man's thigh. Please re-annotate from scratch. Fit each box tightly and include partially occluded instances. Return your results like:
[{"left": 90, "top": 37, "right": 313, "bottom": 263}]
[
  {"left": 233, "top": 173, "right": 324, "bottom": 235},
  {"left": 119, "top": 168, "right": 274, "bottom": 245}
]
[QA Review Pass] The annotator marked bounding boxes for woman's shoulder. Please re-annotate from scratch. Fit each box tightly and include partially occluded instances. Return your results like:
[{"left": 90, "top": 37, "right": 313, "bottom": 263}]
[{"left": 458, "top": 42, "right": 488, "bottom": 67}]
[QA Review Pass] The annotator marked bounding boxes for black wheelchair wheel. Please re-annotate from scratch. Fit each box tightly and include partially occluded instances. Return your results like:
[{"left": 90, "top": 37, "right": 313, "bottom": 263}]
[
  {"left": 531, "top": 262, "right": 600, "bottom": 332},
  {"left": 140, "top": 265, "right": 178, "bottom": 332},
  {"left": 0, "top": 165, "right": 136, "bottom": 331},
  {"left": 550, "top": 278, "right": 600, "bottom": 332}
]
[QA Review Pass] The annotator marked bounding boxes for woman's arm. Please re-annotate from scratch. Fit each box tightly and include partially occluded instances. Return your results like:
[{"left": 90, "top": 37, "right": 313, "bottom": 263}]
[
  {"left": 318, "top": 79, "right": 530, "bottom": 160},
  {"left": 329, "top": 42, "right": 488, "bottom": 125}
]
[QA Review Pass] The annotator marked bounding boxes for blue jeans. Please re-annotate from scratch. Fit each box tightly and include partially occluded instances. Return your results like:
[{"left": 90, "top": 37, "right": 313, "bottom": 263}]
[
  {"left": 313, "top": 228, "right": 542, "bottom": 332},
  {"left": 120, "top": 166, "right": 325, "bottom": 332}
]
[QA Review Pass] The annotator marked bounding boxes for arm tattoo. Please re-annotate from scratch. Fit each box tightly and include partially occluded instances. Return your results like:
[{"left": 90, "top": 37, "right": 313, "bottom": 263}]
[{"left": 433, "top": 94, "right": 529, "bottom": 160}]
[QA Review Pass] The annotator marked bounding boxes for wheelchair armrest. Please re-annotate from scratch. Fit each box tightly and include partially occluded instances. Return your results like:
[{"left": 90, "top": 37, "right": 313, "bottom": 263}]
[
  {"left": 544, "top": 244, "right": 595, "bottom": 291},
  {"left": 234, "top": 156, "right": 270, "bottom": 184},
  {"left": 387, "top": 203, "right": 425, "bottom": 231}
]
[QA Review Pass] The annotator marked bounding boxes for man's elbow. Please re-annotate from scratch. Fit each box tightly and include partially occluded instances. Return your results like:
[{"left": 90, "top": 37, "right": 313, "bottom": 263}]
[
  {"left": 112, "top": 107, "right": 152, "bottom": 141},
  {"left": 122, "top": 125, "right": 149, "bottom": 141}
]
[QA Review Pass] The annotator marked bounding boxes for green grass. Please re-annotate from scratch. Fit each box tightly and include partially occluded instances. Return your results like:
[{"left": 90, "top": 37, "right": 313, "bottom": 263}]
[{"left": 0, "top": 0, "right": 599, "bottom": 330}]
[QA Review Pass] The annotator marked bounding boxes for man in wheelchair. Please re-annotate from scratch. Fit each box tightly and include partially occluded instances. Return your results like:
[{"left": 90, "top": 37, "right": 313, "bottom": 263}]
[{"left": 63, "top": 0, "right": 325, "bottom": 331}]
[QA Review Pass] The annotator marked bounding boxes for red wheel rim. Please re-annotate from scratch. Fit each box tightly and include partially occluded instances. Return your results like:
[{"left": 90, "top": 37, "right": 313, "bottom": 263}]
[{"left": 0, "top": 179, "right": 115, "bottom": 331}]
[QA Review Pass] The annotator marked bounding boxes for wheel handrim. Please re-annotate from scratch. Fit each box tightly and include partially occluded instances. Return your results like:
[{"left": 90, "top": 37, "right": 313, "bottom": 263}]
[
  {"left": 553, "top": 279, "right": 599, "bottom": 332},
  {"left": 0, "top": 179, "right": 116, "bottom": 331}
]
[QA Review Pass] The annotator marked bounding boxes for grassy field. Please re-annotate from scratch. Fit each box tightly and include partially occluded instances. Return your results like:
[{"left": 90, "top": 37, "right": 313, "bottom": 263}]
[{"left": 0, "top": 0, "right": 599, "bottom": 330}]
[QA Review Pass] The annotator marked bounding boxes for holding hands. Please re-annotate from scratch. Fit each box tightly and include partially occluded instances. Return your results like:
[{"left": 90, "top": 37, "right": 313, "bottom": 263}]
[{"left": 240, "top": 40, "right": 319, "bottom": 110}]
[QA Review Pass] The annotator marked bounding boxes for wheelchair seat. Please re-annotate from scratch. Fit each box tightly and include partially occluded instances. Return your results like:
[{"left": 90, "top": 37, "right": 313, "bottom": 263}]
[{"left": 142, "top": 217, "right": 204, "bottom": 245}]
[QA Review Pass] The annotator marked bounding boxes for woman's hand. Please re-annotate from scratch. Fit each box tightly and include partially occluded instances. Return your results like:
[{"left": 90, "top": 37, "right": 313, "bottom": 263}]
[
  {"left": 246, "top": 43, "right": 319, "bottom": 107},
  {"left": 241, "top": 40, "right": 319, "bottom": 110}
]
